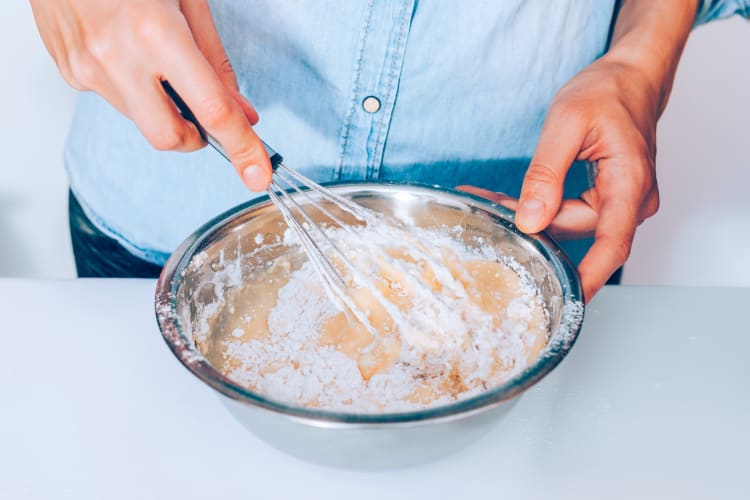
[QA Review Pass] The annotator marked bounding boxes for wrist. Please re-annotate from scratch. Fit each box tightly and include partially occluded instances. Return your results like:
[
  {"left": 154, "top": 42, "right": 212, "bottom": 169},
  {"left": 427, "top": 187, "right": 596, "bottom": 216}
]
[
  {"left": 601, "top": 47, "right": 671, "bottom": 113},
  {"left": 605, "top": 0, "right": 699, "bottom": 113}
]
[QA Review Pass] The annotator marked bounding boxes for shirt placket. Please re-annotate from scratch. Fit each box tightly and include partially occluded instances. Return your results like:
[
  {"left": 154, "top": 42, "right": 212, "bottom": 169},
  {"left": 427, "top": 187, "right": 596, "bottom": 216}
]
[{"left": 335, "top": 0, "right": 416, "bottom": 181}]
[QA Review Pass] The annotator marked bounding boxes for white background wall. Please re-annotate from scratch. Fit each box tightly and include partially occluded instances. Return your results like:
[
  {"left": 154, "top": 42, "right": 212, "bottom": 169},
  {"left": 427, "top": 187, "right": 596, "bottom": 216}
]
[
  {"left": 1, "top": 2, "right": 76, "bottom": 277},
  {"left": 1, "top": 4, "right": 748, "bottom": 284},
  {"left": 623, "top": 16, "right": 750, "bottom": 286}
]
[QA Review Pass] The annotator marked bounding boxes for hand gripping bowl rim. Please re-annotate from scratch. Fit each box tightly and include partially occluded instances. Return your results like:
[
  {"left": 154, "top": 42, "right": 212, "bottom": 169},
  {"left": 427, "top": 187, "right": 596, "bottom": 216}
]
[{"left": 154, "top": 181, "right": 584, "bottom": 428}]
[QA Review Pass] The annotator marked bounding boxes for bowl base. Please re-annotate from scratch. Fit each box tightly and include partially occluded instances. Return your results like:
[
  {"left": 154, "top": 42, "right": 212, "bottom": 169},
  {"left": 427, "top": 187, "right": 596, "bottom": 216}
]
[{"left": 220, "top": 395, "right": 520, "bottom": 470}]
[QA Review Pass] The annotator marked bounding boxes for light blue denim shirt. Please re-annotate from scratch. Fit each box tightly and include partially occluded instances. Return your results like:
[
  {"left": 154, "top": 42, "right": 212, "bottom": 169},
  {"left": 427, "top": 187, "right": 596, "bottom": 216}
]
[{"left": 64, "top": 0, "right": 749, "bottom": 265}]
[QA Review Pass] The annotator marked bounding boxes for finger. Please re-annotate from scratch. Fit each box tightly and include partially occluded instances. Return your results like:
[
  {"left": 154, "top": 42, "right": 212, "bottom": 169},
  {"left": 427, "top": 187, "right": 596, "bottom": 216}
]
[
  {"left": 457, "top": 185, "right": 598, "bottom": 240},
  {"left": 455, "top": 185, "right": 518, "bottom": 209},
  {"left": 159, "top": 22, "right": 271, "bottom": 191},
  {"left": 542, "top": 199, "right": 598, "bottom": 240},
  {"left": 638, "top": 185, "right": 660, "bottom": 223},
  {"left": 116, "top": 74, "right": 204, "bottom": 152},
  {"left": 577, "top": 197, "right": 639, "bottom": 303},
  {"left": 180, "top": 0, "right": 259, "bottom": 125},
  {"left": 517, "top": 106, "right": 588, "bottom": 234}
]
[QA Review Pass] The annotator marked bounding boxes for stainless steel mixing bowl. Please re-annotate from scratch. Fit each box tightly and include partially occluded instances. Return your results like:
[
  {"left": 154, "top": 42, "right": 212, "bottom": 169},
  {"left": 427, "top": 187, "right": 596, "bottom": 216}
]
[{"left": 155, "top": 183, "right": 584, "bottom": 468}]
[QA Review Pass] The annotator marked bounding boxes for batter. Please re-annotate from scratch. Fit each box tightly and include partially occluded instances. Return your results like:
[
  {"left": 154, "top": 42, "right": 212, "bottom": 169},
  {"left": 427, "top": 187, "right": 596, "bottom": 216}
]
[{"left": 197, "top": 225, "right": 548, "bottom": 413}]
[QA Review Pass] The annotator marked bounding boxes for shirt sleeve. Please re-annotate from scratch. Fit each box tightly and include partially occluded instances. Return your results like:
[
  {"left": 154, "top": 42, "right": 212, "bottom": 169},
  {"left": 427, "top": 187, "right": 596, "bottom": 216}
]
[{"left": 695, "top": 0, "right": 750, "bottom": 25}]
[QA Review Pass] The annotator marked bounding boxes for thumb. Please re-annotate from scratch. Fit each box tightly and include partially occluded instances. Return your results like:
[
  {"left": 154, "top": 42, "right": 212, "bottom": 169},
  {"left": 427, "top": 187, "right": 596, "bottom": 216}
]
[
  {"left": 180, "top": 0, "right": 259, "bottom": 125},
  {"left": 517, "top": 108, "right": 587, "bottom": 233}
]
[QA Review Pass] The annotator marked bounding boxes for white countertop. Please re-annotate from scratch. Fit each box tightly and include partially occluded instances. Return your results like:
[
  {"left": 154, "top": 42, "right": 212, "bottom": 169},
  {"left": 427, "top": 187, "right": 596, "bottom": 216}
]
[{"left": 0, "top": 279, "right": 748, "bottom": 499}]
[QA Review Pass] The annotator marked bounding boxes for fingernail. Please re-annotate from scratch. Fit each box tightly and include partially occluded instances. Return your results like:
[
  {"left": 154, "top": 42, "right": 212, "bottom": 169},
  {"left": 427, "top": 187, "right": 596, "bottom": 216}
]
[
  {"left": 242, "top": 165, "right": 269, "bottom": 191},
  {"left": 517, "top": 199, "right": 544, "bottom": 230}
]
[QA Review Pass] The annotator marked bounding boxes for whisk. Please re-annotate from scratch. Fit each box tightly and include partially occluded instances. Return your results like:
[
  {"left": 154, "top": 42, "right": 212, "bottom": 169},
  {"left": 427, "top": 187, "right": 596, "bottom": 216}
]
[
  {"left": 163, "top": 82, "right": 469, "bottom": 341},
  {"left": 162, "top": 83, "right": 384, "bottom": 319}
]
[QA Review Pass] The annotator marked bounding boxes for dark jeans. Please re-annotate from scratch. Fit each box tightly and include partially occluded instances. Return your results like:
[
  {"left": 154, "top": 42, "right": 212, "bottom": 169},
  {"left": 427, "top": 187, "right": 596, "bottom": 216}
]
[
  {"left": 69, "top": 190, "right": 621, "bottom": 283},
  {"left": 69, "top": 191, "right": 162, "bottom": 278}
]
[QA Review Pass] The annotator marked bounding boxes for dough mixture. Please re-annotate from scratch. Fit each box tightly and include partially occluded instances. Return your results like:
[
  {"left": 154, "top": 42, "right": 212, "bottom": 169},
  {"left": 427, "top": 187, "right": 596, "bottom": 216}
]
[{"left": 197, "top": 224, "right": 549, "bottom": 413}]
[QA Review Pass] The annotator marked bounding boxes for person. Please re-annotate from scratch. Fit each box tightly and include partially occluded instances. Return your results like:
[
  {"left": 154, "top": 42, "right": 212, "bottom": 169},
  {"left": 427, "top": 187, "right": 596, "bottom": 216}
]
[{"left": 30, "top": 0, "right": 749, "bottom": 302}]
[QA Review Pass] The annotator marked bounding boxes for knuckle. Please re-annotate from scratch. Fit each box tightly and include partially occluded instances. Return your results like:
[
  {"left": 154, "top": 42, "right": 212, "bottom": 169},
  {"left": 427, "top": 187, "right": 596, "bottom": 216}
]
[
  {"left": 230, "top": 141, "right": 264, "bottom": 165},
  {"left": 219, "top": 58, "right": 236, "bottom": 77},
  {"left": 180, "top": 128, "right": 205, "bottom": 151},
  {"left": 147, "top": 127, "right": 184, "bottom": 151},
  {"left": 642, "top": 192, "right": 660, "bottom": 219},
  {"left": 58, "top": 65, "right": 86, "bottom": 90},
  {"left": 69, "top": 80, "right": 86, "bottom": 91},
  {"left": 86, "top": 34, "right": 117, "bottom": 66},
  {"left": 67, "top": 52, "right": 100, "bottom": 90},
  {"left": 217, "top": 59, "right": 240, "bottom": 90},
  {"left": 127, "top": 9, "right": 167, "bottom": 46},
  {"left": 525, "top": 162, "right": 562, "bottom": 189},
  {"left": 633, "top": 158, "right": 657, "bottom": 194},
  {"left": 197, "top": 95, "right": 236, "bottom": 128}
]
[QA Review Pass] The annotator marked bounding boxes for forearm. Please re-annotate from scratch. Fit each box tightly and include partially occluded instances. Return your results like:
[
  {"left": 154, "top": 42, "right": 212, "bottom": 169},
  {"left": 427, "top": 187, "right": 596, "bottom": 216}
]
[{"left": 606, "top": 0, "right": 700, "bottom": 114}]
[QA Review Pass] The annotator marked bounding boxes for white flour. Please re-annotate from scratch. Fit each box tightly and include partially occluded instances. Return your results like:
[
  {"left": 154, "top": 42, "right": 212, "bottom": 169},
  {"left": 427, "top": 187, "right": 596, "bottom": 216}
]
[{"left": 206, "top": 222, "right": 549, "bottom": 413}]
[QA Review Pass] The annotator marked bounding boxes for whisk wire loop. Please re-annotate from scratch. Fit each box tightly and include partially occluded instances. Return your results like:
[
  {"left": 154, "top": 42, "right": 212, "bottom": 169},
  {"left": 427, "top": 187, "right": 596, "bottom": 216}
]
[
  {"left": 266, "top": 172, "right": 385, "bottom": 343},
  {"left": 267, "top": 164, "right": 472, "bottom": 344}
]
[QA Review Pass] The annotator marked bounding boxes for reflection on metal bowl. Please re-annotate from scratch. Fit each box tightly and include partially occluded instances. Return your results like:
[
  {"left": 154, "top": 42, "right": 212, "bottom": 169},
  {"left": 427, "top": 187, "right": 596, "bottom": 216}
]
[{"left": 155, "top": 182, "right": 584, "bottom": 469}]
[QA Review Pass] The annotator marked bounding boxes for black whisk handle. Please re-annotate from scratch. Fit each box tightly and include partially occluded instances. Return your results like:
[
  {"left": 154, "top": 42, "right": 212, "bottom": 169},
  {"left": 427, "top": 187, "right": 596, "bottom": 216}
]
[{"left": 161, "top": 80, "right": 284, "bottom": 170}]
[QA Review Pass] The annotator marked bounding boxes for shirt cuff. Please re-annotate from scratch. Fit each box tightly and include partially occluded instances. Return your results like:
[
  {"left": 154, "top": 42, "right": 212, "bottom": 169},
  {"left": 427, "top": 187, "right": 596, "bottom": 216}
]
[{"left": 695, "top": 0, "right": 750, "bottom": 26}]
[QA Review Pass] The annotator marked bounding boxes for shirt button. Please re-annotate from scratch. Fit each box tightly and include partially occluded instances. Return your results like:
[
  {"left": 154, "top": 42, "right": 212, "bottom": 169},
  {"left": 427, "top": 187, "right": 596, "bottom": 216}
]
[{"left": 362, "top": 96, "right": 381, "bottom": 113}]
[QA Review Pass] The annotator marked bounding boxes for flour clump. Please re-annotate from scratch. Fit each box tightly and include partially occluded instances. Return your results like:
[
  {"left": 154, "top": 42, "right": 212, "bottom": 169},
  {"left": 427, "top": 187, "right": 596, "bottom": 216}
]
[{"left": 197, "top": 223, "right": 549, "bottom": 413}]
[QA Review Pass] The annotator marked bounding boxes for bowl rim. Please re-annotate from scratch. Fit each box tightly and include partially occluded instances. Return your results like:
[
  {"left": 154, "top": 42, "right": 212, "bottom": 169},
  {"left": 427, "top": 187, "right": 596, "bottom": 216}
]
[{"left": 154, "top": 181, "right": 584, "bottom": 427}]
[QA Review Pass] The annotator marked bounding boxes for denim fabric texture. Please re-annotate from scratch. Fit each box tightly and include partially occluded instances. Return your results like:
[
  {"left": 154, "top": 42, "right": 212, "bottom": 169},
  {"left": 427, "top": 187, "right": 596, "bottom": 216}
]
[
  {"left": 64, "top": 0, "right": 748, "bottom": 267},
  {"left": 69, "top": 191, "right": 162, "bottom": 278}
]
